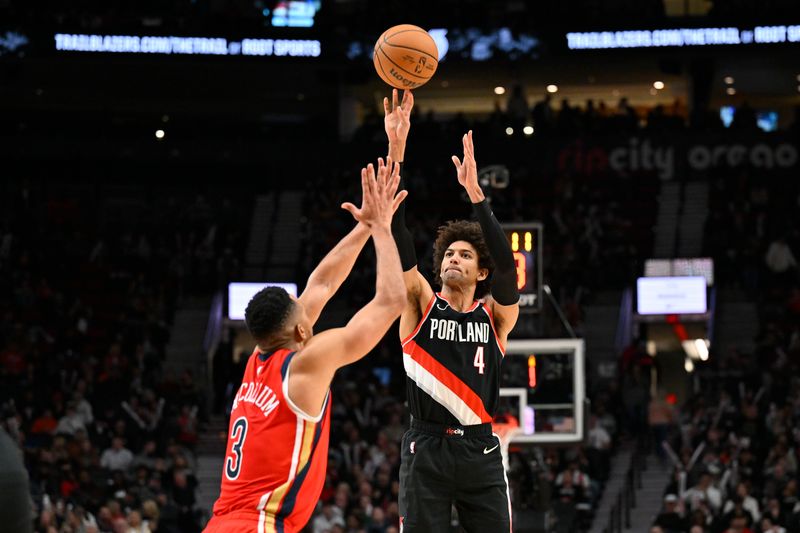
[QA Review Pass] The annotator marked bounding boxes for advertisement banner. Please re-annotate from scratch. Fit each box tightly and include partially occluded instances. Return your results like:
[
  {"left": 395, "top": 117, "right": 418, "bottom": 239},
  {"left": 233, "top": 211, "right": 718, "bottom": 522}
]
[{"left": 554, "top": 133, "right": 798, "bottom": 180}]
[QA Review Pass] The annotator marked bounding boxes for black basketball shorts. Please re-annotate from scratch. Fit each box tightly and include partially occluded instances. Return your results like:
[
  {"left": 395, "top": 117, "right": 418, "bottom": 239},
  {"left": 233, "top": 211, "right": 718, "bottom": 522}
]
[{"left": 399, "top": 418, "right": 511, "bottom": 533}]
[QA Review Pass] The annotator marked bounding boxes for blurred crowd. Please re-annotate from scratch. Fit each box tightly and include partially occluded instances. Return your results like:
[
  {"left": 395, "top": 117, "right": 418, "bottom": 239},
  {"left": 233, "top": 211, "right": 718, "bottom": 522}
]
[
  {"left": 706, "top": 166, "right": 799, "bottom": 295},
  {"left": 2, "top": 62, "right": 798, "bottom": 533},
  {"left": 0, "top": 177, "right": 248, "bottom": 532},
  {"left": 355, "top": 88, "right": 797, "bottom": 145},
  {"left": 647, "top": 163, "right": 800, "bottom": 532},
  {"left": 649, "top": 340, "right": 800, "bottom": 533}
]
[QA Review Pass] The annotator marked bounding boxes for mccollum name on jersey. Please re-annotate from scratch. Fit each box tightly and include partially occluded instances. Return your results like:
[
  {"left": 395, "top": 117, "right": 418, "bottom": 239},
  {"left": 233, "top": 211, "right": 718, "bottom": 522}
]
[
  {"left": 429, "top": 318, "right": 490, "bottom": 344},
  {"left": 231, "top": 381, "right": 280, "bottom": 418}
]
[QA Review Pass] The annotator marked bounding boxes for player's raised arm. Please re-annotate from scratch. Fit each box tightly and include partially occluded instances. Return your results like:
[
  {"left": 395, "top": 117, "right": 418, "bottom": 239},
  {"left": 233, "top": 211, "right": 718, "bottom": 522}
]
[
  {"left": 297, "top": 220, "right": 370, "bottom": 327},
  {"left": 384, "top": 89, "right": 435, "bottom": 337},
  {"left": 451, "top": 130, "right": 520, "bottom": 338},
  {"left": 296, "top": 112, "right": 421, "bottom": 327},
  {"left": 287, "top": 158, "right": 407, "bottom": 417}
]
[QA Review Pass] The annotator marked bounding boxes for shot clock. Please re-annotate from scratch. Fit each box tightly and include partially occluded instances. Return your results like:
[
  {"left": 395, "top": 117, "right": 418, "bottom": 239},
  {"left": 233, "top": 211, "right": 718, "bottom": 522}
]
[{"left": 502, "top": 222, "right": 543, "bottom": 312}]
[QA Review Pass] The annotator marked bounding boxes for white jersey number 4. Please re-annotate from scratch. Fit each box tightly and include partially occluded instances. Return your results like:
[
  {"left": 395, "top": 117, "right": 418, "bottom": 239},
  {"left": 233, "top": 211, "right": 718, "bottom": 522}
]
[{"left": 473, "top": 346, "right": 485, "bottom": 375}]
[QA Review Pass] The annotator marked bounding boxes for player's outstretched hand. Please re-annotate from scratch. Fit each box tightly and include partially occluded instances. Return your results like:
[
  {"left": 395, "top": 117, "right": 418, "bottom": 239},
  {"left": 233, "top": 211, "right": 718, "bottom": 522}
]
[
  {"left": 342, "top": 156, "right": 407, "bottom": 229},
  {"left": 451, "top": 130, "right": 479, "bottom": 191},
  {"left": 384, "top": 89, "right": 414, "bottom": 146}
]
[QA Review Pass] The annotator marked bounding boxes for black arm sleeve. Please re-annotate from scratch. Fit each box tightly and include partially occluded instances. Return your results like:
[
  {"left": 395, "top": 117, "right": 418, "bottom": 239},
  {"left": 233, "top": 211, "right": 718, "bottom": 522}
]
[
  {"left": 391, "top": 163, "right": 418, "bottom": 272},
  {"left": 472, "top": 199, "right": 519, "bottom": 305}
]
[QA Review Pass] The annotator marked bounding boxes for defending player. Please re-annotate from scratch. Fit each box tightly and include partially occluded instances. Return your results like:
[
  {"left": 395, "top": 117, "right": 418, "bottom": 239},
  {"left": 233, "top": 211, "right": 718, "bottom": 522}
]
[
  {"left": 205, "top": 159, "right": 407, "bottom": 533},
  {"left": 385, "top": 89, "right": 520, "bottom": 532},
  {"left": 0, "top": 427, "right": 32, "bottom": 533}
]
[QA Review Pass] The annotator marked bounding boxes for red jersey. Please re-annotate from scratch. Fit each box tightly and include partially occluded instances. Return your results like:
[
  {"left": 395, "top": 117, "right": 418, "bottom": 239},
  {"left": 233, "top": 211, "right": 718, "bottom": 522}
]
[{"left": 206, "top": 348, "right": 331, "bottom": 533}]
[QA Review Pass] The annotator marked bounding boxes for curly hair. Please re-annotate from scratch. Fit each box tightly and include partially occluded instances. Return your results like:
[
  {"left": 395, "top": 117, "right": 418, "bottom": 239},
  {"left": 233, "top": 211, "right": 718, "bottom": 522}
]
[
  {"left": 244, "top": 286, "right": 295, "bottom": 342},
  {"left": 432, "top": 220, "right": 493, "bottom": 298}
]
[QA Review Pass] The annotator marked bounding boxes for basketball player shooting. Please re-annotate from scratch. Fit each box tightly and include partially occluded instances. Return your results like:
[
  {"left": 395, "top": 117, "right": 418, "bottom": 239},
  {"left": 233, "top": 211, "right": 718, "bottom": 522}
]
[
  {"left": 385, "top": 89, "right": 520, "bottom": 532},
  {"left": 205, "top": 159, "right": 407, "bottom": 533}
]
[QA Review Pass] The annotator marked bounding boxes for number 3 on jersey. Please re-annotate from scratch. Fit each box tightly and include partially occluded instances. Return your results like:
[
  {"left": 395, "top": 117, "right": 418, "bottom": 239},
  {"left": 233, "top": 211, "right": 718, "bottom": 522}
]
[
  {"left": 473, "top": 346, "right": 485, "bottom": 375},
  {"left": 225, "top": 417, "right": 248, "bottom": 480}
]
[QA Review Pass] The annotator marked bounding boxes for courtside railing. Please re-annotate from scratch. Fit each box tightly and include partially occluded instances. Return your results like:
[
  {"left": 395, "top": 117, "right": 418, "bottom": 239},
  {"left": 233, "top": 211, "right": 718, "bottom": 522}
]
[{"left": 604, "top": 439, "right": 645, "bottom": 533}]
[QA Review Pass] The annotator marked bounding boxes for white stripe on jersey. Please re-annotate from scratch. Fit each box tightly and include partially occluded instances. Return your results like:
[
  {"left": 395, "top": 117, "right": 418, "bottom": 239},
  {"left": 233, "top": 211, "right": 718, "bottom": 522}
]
[
  {"left": 257, "top": 417, "right": 305, "bottom": 532},
  {"left": 493, "top": 432, "right": 514, "bottom": 532},
  {"left": 403, "top": 353, "right": 483, "bottom": 425},
  {"left": 289, "top": 418, "right": 304, "bottom": 478},
  {"left": 256, "top": 492, "right": 271, "bottom": 533}
]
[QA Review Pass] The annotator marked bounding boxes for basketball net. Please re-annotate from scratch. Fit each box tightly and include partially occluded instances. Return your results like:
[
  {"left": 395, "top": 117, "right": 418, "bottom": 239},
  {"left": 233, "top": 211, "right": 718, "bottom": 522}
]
[{"left": 492, "top": 420, "right": 522, "bottom": 474}]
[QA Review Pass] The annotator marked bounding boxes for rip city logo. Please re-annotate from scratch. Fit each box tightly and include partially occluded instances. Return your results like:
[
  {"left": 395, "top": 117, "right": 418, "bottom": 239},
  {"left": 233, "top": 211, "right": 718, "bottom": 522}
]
[{"left": 557, "top": 137, "right": 799, "bottom": 180}]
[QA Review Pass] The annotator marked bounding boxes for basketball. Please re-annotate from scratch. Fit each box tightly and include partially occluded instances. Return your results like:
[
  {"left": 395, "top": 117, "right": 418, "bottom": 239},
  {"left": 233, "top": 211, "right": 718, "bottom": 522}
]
[{"left": 373, "top": 24, "right": 439, "bottom": 89}]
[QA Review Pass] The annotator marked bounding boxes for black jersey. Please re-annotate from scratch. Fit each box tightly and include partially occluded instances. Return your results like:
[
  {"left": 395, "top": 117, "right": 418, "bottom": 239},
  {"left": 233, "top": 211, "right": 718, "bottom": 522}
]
[{"left": 402, "top": 292, "right": 505, "bottom": 426}]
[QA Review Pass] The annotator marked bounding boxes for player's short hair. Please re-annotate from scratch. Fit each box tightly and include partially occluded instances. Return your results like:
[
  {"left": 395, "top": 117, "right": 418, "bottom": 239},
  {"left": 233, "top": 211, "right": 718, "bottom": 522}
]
[
  {"left": 432, "top": 220, "right": 493, "bottom": 298},
  {"left": 244, "top": 287, "right": 295, "bottom": 342}
]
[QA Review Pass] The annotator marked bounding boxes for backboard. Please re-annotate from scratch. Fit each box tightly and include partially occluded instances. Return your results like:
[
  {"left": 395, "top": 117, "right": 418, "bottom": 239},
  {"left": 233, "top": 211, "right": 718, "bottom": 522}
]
[{"left": 499, "top": 339, "right": 586, "bottom": 444}]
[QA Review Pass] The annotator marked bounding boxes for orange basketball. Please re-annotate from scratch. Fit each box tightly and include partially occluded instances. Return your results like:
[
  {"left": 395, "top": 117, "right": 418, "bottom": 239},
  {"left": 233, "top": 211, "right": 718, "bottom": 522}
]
[{"left": 373, "top": 24, "right": 439, "bottom": 89}]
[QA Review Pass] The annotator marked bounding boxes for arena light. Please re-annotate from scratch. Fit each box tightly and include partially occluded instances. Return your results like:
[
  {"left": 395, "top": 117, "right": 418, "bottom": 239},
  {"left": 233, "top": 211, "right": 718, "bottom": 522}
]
[
  {"left": 695, "top": 339, "right": 710, "bottom": 361},
  {"left": 527, "top": 355, "right": 537, "bottom": 388},
  {"left": 726, "top": 87, "right": 737, "bottom": 95},
  {"left": 523, "top": 125, "right": 534, "bottom": 135},
  {"left": 505, "top": 127, "right": 514, "bottom": 136},
  {"left": 724, "top": 76, "right": 735, "bottom": 84},
  {"left": 681, "top": 338, "right": 710, "bottom": 360},
  {"left": 546, "top": 84, "right": 558, "bottom": 93},
  {"left": 653, "top": 80, "right": 665, "bottom": 90},
  {"left": 684, "top": 358, "right": 695, "bottom": 373},
  {"left": 155, "top": 129, "right": 165, "bottom": 139},
  {"left": 646, "top": 340, "right": 657, "bottom": 356},
  {"left": 494, "top": 86, "right": 506, "bottom": 95}
]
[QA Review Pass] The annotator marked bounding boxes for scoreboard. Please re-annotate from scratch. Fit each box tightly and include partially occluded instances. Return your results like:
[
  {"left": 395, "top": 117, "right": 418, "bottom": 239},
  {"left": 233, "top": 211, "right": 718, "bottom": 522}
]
[{"left": 502, "top": 222, "right": 543, "bottom": 312}]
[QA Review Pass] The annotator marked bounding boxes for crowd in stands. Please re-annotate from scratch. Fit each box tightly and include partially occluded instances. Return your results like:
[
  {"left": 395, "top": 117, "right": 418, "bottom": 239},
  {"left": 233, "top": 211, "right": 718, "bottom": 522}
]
[
  {"left": 0, "top": 176, "right": 248, "bottom": 532},
  {"left": 3, "top": 70, "right": 798, "bottom": 533},
  {"left": 650, "top": 329, "right": 800, "bottom": 533},
  {"left": 647, "top": 160, "right": 800, "bottom": 532},
  {"left": 354, "top": 87, "right": 783, "bottom": 145}
]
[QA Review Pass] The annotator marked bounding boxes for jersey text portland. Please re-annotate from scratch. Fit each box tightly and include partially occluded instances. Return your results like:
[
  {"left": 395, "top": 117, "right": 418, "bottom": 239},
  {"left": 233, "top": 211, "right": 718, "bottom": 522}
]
[{"left": 402, "top": 293, "right": 505, "bottom": 426}]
